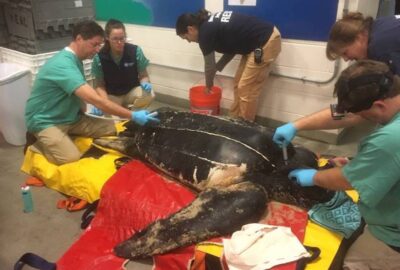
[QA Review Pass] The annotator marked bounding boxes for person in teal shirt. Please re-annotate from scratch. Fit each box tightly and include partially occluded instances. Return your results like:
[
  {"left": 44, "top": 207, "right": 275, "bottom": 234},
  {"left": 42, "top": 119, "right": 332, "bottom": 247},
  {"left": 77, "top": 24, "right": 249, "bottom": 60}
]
[
  {"left": 90, "top": 19, "right": 154, "bottom": 115},
  {"left": 25, "top": 20, "right": 158, "bottom": 165},
  {"left": 274, "top": 60, "right": 400, "bottom": 269}
]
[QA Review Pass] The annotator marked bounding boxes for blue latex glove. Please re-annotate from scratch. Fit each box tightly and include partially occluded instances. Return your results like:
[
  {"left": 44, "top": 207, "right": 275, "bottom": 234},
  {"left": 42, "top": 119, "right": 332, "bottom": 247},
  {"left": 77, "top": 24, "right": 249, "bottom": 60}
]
[
  {"left": 90, "top": 106, "right": 103, "bottom": 116},
  {"left": 140, "top": 82, "right": 152, "bottom": 93},
  {"left": 131, "top": 110, "right": 159, "bottom": 126},
  {"left": 272, "top": 123, "right": 297, "bottom": 147},
  {"left": 288, "top": 169, "right": 317, "bottom": 187}
]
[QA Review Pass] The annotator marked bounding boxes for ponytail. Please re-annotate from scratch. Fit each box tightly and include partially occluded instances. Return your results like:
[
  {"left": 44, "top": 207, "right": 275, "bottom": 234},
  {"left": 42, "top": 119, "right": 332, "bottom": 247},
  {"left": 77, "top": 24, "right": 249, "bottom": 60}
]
[{"left": 176, "top": 9, "right": 210, "bottom": 35}]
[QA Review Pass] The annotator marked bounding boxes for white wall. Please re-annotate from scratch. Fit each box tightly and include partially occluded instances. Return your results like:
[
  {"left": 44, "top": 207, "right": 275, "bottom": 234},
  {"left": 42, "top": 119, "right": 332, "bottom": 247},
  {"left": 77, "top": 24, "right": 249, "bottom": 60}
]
[
  {"left": 0, "top": 0, "right": 379, "bottom": 143},
  {"left": 99, "top": 0, "right": 379, "bottom": 142}
]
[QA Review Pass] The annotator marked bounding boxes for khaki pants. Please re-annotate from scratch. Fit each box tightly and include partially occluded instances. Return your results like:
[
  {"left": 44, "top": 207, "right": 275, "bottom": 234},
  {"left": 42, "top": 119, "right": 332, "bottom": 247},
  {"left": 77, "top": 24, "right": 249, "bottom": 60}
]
[
  {"left": 343, "top": 226, "right": 400, "bottom": 270},
  {"left": 109, "top": 86, "right": 154, "bottom": 110},
  {"left": 229, "top": 27, "right": 282, "bottom": 121},
  {"left": 33, "top": 115, "right": 116, "bottom": 165}
]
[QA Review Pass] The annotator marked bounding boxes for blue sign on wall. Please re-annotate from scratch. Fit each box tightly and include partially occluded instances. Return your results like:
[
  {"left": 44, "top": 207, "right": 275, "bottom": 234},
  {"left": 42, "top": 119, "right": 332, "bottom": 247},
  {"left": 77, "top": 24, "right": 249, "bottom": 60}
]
[
  {"left": 95, "top": 0, "right": 338, "bottom": 41},
  {"left": 224, "top": 0, "right": 339, "bottom": 41},
  {"left": 95, "top": 0, "right": 205, "bottom": 29}
]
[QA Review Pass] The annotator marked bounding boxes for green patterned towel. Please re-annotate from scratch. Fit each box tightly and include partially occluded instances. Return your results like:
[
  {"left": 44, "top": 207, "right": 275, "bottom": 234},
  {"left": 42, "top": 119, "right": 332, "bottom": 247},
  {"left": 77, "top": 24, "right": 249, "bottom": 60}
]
[{"left": 308, "top": 191, "right": 361, "bottom": 238}]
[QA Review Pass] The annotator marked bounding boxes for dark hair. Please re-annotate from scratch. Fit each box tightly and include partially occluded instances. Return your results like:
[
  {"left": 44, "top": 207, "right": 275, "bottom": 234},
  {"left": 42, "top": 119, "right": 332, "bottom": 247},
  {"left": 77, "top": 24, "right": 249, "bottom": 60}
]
[
  {"left": 176, "top": 9, "right": 210, "bottom": 35},
  {"left": 326, "top": 12, "right": 373, "bottom": 60},
  {"left": 72, "top": 20, "right": 104, "bottom": 40},
  {"left": 334, "top": 60, "right": 400, "bottom": 113},
  {"left": 103, "top": 19, "right": 126, "bottom": 52}
]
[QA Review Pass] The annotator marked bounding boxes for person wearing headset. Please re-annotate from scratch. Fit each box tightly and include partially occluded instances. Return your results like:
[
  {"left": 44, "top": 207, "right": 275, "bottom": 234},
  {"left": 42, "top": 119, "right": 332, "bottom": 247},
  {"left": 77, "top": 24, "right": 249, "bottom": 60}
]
[{"left": 277, "top": 60, "right": 400, "bottom": 269}]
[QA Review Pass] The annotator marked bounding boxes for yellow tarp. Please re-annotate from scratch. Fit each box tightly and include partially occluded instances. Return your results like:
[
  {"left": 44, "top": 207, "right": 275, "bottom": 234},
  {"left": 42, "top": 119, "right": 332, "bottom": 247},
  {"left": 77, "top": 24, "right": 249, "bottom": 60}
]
[
  {"left": 304, "top": 220, "right": 343, "bottom": 269},
  {"left": 20, "top": 123, "right": 126, "bottom": 203}
]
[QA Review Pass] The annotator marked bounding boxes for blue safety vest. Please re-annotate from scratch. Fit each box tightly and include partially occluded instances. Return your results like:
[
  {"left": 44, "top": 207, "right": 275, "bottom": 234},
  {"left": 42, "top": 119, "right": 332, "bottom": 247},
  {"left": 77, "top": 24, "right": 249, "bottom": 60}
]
[{"left": 98, "top": 43, "right": 140, "bottom": 95}]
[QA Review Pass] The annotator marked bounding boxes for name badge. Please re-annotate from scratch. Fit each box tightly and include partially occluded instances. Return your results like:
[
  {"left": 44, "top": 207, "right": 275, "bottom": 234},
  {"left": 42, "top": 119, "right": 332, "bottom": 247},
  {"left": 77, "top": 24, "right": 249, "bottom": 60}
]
[{"left": 124, "top": 62, "right": 135, "bottom": 67}]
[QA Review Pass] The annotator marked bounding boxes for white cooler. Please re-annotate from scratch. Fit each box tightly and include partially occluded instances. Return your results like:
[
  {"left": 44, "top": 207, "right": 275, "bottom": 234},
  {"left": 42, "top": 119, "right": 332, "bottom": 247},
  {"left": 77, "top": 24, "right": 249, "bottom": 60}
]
[{"left": 0, "top": 63, "right": 31, "bottom": 146}]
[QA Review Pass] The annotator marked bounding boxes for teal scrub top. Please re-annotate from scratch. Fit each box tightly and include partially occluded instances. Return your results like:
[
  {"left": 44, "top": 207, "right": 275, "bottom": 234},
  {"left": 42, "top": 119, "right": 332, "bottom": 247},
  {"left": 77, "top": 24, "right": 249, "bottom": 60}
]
[
  {"left": 25, "top": 49, "right": 87, "bottom": 133},
  {"left": 343, "top": 112, "right": 400, "bottom": 247}
]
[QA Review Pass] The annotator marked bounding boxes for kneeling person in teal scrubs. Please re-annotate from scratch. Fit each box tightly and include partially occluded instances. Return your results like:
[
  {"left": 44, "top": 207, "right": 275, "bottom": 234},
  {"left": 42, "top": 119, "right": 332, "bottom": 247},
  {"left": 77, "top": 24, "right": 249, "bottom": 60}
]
[
  {"left": 274, "top": 60, "right": 400, "bottom": 269},
  {"left": 25, "top": 21, "right": 158, "bottom": 165}
]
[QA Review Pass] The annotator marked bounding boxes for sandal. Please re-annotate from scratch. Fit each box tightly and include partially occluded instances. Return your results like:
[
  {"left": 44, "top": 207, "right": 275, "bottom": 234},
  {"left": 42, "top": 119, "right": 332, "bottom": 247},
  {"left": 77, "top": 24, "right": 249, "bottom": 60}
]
[
  {"left": 57, "top": 196, "right": 88, "bottom": 212},
  {"left": 25, "top": 176, "right": 45, "bottom": 187}
]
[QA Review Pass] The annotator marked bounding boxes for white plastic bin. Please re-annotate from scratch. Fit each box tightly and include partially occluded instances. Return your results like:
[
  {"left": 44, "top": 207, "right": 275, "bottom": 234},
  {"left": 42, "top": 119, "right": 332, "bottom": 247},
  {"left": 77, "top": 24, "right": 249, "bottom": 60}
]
[
  {"left": 0, "top": 63, "right": 31, "bottom": 146},
  {"left": 0, "top": 47, "right": 93, "bottom": 85}
]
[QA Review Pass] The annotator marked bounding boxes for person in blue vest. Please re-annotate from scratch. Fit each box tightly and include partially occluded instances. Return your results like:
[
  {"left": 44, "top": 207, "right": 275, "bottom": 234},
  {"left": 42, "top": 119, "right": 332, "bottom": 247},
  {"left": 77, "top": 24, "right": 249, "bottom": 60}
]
[
  {"left": 176, "top": 9, "right": 281, "bottom": 121},
  {"left": 284, "top": 60, "right": 400, "bottom": 269},
  {"left": 90, "top": 19, "right": 154, "bottom": 116},
  {"left": 274, "top": 11, "right": 400, "bottom": 150},
  {"left": 327, "top": 12, "right": 400, "bottom": 74},
  {"left": 25, "top": 21, "right": 158, "bottom": 165}
]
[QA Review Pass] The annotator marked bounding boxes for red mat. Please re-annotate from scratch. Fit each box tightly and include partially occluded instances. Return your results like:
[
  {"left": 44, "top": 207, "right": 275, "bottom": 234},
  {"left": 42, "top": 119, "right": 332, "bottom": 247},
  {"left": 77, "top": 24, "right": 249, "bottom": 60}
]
[
  {"left": 57, "top": 160, "right": 308, "bottom": 270},
  {"left": 57, "top": 160, "right": 196, "bottom": 270}
]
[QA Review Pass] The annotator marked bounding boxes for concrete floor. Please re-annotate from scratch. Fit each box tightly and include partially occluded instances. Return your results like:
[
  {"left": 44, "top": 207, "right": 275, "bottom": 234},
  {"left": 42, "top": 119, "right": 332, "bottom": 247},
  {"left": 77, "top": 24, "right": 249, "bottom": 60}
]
[{"left": 0, "top": 108, "right": 372, "bottom": 269}]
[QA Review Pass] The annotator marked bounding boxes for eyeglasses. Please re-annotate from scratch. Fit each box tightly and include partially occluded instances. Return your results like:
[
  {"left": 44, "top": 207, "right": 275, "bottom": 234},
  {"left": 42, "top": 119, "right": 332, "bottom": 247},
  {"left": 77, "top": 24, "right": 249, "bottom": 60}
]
[
  {"left": 330, "top": 104, "right": 346, "bottom": 120},
  {"left": 89, "top": 41, "right": 103, "bottom": 49},
  {"left": 109, "top": 37, "right": 126, "bottom": 43}
]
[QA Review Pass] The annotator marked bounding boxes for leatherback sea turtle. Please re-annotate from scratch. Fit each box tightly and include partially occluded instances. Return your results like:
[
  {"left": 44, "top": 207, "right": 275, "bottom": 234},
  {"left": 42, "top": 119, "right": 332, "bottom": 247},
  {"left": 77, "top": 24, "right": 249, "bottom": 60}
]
[{"left": 94, "top": 109, "right": 334, "bottom": 260}]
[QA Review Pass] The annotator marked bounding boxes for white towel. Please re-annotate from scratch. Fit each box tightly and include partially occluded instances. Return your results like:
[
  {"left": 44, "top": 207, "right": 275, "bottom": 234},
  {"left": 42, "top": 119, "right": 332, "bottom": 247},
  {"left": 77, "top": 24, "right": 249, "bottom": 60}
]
[{"left": 223, "top": 223, "right": 310, "bottom": 270}]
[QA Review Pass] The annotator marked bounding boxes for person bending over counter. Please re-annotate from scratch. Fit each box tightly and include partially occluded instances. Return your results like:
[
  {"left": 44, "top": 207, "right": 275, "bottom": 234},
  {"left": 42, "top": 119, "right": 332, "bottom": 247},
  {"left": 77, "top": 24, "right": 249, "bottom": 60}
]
[
  {"left": 327, "top": 12, "right": 400, "bottom": 74},
  {"left": 176, "top": 9, "right": 281, "bottom": 121},
  {"left": 274, "top": 11, "right": 400, "bottom": 148}
]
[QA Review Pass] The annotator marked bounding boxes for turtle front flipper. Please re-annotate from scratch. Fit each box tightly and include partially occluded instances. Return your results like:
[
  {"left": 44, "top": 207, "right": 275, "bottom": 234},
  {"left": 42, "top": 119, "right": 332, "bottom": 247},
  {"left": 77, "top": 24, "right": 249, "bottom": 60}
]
[
  {"left": 114, "top": 181, "right": 268, "bottom": 259},
  {"left": 93, "top": 137, "right": 138, "bottom": 157}
]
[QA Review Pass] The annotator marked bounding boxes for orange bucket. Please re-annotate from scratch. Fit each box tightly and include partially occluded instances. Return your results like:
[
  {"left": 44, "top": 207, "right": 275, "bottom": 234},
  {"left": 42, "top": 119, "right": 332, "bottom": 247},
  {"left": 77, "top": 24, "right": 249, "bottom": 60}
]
[{"left": 189, "top": 85, "right": 222, "bottom": 115}]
